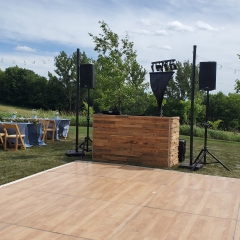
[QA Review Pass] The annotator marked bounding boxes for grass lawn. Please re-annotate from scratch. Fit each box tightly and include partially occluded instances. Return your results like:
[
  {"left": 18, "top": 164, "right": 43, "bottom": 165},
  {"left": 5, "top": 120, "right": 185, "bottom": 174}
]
[
  {"left": 0, "top": 126, "right": 239, "bottom": 186},
  {"left": 172, "top": 135, "right": 240, "bottom": 178},
  {"left": 0, "top": 126, "right": 92, "bottom": 185}
]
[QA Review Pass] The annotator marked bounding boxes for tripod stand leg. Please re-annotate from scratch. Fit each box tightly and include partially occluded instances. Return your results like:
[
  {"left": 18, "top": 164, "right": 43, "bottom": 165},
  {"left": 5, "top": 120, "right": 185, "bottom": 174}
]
[
  {"left": 79, "top": 137, "right": 87, "bottom": 152},
  {"left": 206, "top": 150, "right": 230, "bottom": 171},
  {"left": 78, "top": 88, "right": 93, "bottom": 155},
  {"left": 79, "top": 136, "right": 92, "bottom": 152},
  {"left": 192, "top": 149, "right": 206, "bottom": 171}
]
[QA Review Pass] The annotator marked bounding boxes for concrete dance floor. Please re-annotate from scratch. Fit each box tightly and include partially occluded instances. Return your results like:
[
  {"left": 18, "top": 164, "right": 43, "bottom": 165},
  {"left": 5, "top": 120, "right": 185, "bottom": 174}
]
[{"left": 0, "top": 161, "right": 240, "bottom": 239}]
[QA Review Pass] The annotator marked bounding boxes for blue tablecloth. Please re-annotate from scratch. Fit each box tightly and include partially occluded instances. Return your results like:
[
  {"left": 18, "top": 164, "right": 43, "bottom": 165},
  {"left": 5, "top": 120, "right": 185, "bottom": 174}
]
[
  {"left": 0, "top": 122, "right": 46, "bottom": 147},
  {"left": 47, "top": 119, "right": 70, "bottom": 140}
]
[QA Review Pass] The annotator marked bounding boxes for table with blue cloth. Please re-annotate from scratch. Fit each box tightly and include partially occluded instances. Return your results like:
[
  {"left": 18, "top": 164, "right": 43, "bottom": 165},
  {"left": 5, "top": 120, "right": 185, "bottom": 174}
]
[
  {"left": 47, "top": 119, "right": 70, "bottom": 140},
  {"left": 0, "top": 122, "right": 46, "bottom": 147},
  {"left": 46, "top": 118, "right": 70, "bottom": 141}
]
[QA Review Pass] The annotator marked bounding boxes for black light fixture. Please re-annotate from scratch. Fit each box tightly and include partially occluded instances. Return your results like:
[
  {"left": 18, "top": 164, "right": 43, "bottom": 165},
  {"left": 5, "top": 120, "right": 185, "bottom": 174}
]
[
  {"left": 170, "top": 61, "right": 177, "bottom": 70},
  {"left": 151, "top": 59, "right": 177, "bottom": 72},
  {"left": 151, "top": 64, "right": 154, "bottom": 72},
  {"left": 164, "top": 62, "right": 169, "bottom": 71},
  {"left": 156, "top": 64, "right": 163, "bottom": 72},
  {"left": 150, "top": 58, "right": 177, "bottom": 117}
]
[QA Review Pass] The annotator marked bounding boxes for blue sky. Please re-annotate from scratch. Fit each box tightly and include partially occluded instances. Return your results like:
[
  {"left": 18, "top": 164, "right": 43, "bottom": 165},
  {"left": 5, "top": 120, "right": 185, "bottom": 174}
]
[{"left": 0, "top": 0, "right": 240, "bottom": 94}]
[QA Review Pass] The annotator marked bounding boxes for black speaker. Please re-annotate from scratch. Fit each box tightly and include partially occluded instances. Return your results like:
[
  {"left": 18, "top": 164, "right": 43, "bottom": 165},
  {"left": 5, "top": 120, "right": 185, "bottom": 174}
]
[
  {"left": 178, "top": 139, "right": 186, "bottom": 162},
  {"left": 80, "top": 64, "right": 95, "bottom": 89},
  {"left": 199, "top": 62, "right": 216, "bottom": 91}
]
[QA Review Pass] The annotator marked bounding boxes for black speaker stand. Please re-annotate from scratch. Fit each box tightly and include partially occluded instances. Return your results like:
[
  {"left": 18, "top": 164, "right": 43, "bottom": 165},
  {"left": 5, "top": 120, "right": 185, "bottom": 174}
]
[
  {"left": 192, "top": 90, "right": 230, "bottom": 171},
  {"left": 192, "top": 146, "right": 230, "bottom": 171},
  {"left": 66, "top": 48, "right": 85, "bottom": 157},
  {"left": 79, "top": 88, "right": 92, "bottom": 155}
]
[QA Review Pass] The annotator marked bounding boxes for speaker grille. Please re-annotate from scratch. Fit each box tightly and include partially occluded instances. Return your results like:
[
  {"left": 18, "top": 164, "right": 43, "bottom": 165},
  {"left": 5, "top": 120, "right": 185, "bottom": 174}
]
[
  {"left": 80, "top": 64, "right": 95, "bottom": 89},
  {"left": 199, "top": 62, "right": 216, "bottom": 91}
]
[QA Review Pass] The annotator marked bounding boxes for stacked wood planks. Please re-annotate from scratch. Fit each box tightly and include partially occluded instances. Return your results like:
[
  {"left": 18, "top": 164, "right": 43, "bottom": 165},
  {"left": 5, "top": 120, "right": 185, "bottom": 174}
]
[{"left": 92, "top": 114, "right": 180, "bottom": 168}]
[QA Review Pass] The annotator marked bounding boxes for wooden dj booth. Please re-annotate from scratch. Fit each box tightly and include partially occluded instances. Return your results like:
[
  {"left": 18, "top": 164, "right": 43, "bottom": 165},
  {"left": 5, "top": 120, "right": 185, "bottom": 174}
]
[{"left": 92, "top": 114, "right": 180, "bottom": 168}]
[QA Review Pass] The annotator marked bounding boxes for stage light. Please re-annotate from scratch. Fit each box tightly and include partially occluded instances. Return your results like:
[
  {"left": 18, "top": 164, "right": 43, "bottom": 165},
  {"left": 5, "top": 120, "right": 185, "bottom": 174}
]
[
  {"left": 164, "top": 63, "right": 169, "bottom": 71},
  {"left": 170, "top": 62, "right": 177, "bottom": 70},
  {"left": 151, "top": 64, "right": 154, "bottom": 72},
  {"left": 156, "top": 64, "right": 163, "bottom": 72},
  {"left": 151, "top": 59, "right": 177, "bottom": 73}
]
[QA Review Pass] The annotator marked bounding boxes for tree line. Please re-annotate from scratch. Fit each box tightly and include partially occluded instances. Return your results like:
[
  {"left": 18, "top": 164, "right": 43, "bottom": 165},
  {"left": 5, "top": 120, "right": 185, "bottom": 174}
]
[{"left": 0, "top": 21, "right": 239, "bottom": 132}]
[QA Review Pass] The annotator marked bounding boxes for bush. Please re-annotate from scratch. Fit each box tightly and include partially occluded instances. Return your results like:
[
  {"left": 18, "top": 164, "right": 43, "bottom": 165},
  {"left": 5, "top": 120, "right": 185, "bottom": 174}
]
[
  {"left": 69, "top": 116, "right": 92, "bottom": 127},
  {"left": 180, "top": 124, "right": 240, "bottom": 142}
]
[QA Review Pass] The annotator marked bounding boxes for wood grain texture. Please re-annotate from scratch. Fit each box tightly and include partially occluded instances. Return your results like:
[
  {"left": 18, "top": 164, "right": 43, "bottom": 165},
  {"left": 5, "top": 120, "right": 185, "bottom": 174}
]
[
  {"left": 0, "top": 161, "right": 239, "bottom": 240},
  {"left": 92, "top": 114, "right": 180, "bottom": 167}
]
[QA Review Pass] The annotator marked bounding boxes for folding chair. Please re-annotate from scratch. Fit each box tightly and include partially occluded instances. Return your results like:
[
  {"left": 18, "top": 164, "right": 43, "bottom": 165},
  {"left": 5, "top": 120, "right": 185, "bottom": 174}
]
[
  {"left": 2, "top": 123, "right": 26, "bottom": 150},
  {"left": 0, "top": 132, "right": 4, "bottom": 148},
  {"left": 39, "top": 120, "right": 50, "bottom": 142},
  {"left": 40, "top": 120, "right": 56, "bottom": 142}
]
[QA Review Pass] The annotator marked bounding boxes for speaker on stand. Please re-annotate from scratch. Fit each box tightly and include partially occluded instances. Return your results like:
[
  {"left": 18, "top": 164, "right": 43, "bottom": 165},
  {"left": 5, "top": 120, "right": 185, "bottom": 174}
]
[
  {"left": 192, "top": 61, "right": 230, "bottom": 171},
  {"left": 80, "top": 64, "right": 95, "bottom": 89},
  {"left": 79, "top": 64, "right": 95, "bottom": 156},
  {"left": 199, "top": 62, "right": 216, "bottom": 91}
]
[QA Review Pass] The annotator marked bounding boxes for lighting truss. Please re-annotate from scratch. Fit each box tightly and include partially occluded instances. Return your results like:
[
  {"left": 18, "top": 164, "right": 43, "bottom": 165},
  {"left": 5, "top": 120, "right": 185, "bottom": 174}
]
[{"left": 151, "top": 59, "right": 177, "bottom": 72}]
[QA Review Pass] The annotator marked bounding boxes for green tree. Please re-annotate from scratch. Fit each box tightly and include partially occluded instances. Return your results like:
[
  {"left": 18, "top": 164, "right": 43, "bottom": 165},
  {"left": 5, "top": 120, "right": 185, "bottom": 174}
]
[
  {"left": 208, "top": 92, "right": 240, "bottom": 131},
  {"left": 51, "top": 51, "right": 76, "bottom": 112},
  {"left": 89, "top": 21, "right": 148, "bottom": 114},
  {"left": 226, "top": 93, "right": 240, "bottom": 131},
  {"left": 2, "top": 66, "right": 46, "bottom": 108},
  {"left": 234, "top": 79, "right": 240, "bottom": 93},
  {"left": 235, "top": 54, "right": 240, "bottom": 93},
  {"left": 0, "top": 69, "right": 5, "bottom": 102},
  {"left": 144, "top": 93, "right": 159, "bottom": 116},
  {"left": 165, "top": 61, "right": 200, "bottom": 100},
  {"left": 51, "top": 51, "right": 90, "bottom": 112},
  {"left": 46, "top": 74, "right": 67, "bottom": 110},
  {"left": 27, "top": 76, "right": 48, "bottom": 109},
  {"left": 163, "top": 61, "right": 205, "bottom": 124}
]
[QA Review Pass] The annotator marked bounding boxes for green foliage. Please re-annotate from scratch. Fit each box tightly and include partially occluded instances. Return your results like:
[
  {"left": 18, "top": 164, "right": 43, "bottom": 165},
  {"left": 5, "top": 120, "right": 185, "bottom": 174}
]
[
  {"left": 165, "top": 61, "right": 202, "bottom": 100},
  {"left": 69, "top": 116, "right": 92, "bottom": 127},
  {"left": 89, "top": 21, "right": 148, "bottom": 114},
  {"left": 82, "top": 102, "right": 94, "bottom": 116},
  {"left": 49, "top": 50, "right": 91, "bottom": 112},
  {"left": 0, "top": 66, "right": 48, "bottom": 108},
  {"left": 209, "top": 92, "right": 240, "bottom": 131},
  {"left": 163, "top": 61, "right": 205, "bottom": 124},
  {"left": 234, "top": 79, "right": 240, "bottom": 93},
  {"left": 208, "top": 119, "right": 223, "bottom": 130},
  {"left": 141, "top": 93, "right": 159, "bottom": 116},
  {"left": 0, "top": 27, "right": 239, "bottom": 130},
  {"left": 180, "top": 124, "right": 240, "bottom": 142},
  {"left": 0, "top": 51, "right": 92, "bottom": 112},
  {"left": 51, "top": 51, "right": 77, "bottom": 112}
]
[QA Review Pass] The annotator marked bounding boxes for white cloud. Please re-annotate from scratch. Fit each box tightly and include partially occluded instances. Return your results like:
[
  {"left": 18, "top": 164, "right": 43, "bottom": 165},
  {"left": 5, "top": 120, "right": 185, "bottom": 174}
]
[
  {"left": 132, "top": 29, "right": 153, "bottom": 35},
  {"left": 0, "top": 0, "right": 239, "bottom": 94},
  {"left": 140, "top": 18, "right": 153, "bottom": 26},
  {"left": 132, "top": 29, "right": 167, "bottom": 36},
  {"left": 196, "top": 21, "right": 218, "bottom": 31},
  {"left": 167, "top": 21, "right": 194, "bottom": 32},
  {"left": 0, "top": 52, "right": 55, "bottom": 78},
  {"left": 14, "top": 45, "right": 37, "bottom": 53},
  {"left": 160, "top": 45, "right": 172, "bottom": 50},
  {"left": 155, "top": 30, "right": 168, "bottom": 36},
  {"left": 148, "top": 45, "right": 172, "bottom": 50}
]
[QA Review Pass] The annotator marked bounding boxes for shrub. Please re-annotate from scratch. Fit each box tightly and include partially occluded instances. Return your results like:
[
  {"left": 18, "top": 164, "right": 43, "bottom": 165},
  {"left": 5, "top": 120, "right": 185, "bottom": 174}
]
[
  {"left": 180, "top": 124, "right": 240, "bottom": 142},
  {"left": 69, "top": 116, "right": 92, "bottom": 127}
]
